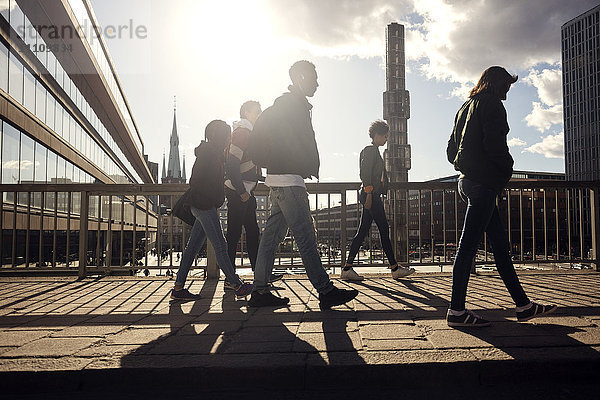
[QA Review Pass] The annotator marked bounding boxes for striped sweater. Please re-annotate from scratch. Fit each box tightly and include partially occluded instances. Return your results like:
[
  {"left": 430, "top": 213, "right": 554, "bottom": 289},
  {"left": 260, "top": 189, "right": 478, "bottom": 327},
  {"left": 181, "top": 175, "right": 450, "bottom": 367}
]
[{"left": 225, "top": 119, "right": 259, "bottom": 194}]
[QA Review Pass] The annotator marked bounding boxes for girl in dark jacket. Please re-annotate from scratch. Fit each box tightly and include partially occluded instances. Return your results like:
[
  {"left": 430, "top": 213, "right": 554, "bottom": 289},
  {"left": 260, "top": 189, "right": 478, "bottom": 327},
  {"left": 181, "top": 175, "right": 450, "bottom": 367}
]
[
  {"left": 341, "top": 120, "right": 415, "bottom": 281},
  {"left": 445, "top": 66, "right": 556, "bottom": 327},
  {"left": 172, "top": 120, "right": 253, "bottom": 300}
]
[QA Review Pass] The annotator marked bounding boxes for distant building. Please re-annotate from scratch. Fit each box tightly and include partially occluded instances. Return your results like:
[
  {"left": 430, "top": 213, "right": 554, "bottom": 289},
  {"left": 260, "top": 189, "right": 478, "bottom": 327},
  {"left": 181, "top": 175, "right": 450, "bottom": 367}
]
[
  {"left": 408, "top": 171, "right": 570, "bottom": 261},
  {"left": 562, "top": 5, "right": 600, "bottom": 181},
  {"left": 311, "top": 171, "right": 591, "bottom": 264}
]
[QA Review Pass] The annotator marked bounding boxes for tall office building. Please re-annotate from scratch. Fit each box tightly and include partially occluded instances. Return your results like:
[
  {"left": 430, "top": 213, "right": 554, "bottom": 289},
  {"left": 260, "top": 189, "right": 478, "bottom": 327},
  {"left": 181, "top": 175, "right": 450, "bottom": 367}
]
[
  {"left": 562, "top": 5, "right": 600, "bottom": 181},
  {"left": 383, "top": 22, "right": 411, "bottom": 262},
  {"left": 1, "top": 0, "right": 154, "bottom": 266}
]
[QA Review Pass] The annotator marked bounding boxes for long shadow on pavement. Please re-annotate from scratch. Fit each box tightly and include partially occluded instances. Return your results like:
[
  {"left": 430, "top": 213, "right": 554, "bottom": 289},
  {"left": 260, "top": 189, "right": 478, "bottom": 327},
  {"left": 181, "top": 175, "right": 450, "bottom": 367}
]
[{"left": 354, "top": 277, "right": 600, "bottom": 379}]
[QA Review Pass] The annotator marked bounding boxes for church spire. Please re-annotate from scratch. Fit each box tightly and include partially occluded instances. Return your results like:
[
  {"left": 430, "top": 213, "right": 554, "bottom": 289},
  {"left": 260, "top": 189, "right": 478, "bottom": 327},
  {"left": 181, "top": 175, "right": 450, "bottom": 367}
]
[
  {"left": 182, "top": 153, "right": 187, "bottom": 182},
  {"left": 166, "top": 96, "right": 182, "bottom": 180}
]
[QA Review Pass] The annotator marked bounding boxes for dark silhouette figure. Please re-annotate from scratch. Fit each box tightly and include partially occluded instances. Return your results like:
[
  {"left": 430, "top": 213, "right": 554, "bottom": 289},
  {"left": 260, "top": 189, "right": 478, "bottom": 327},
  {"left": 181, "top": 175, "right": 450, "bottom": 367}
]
[
  {"left": 247, "top": 60, "right": 358, "bottom": 309},
  {"left": 342, "top": 120, "right": 415, "bottom": 281},
  {"left": 445, "top": 66, "right": 556, "bottom": 327},
  {"left": 172, "top": 120, "right": 253, "bottom": 301},
  {"left": 224, "top": 101, "right": 263, "bottom": 272}
]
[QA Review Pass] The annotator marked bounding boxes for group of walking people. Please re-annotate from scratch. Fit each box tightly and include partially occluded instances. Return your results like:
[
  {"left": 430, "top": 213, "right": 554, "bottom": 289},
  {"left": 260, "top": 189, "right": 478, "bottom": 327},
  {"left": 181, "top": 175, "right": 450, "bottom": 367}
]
[{"left": 171, "top": 61, "right": 556, "bottom": 326}]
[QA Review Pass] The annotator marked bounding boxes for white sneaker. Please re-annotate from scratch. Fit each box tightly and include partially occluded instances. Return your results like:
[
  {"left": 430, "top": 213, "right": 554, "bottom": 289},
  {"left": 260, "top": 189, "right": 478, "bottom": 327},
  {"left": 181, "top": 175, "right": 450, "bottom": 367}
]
[
  {"left": 340, "top": 267, "right": 365, "bottom": 281},
  {"left": 391, "top": 266, "right": 415, "bottom": 280}
]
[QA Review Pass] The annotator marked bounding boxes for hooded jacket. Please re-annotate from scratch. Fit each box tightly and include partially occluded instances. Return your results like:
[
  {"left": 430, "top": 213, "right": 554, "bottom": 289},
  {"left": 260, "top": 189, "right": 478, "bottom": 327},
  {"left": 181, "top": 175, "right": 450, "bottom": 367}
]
[
  {"left": 447, "top": 92, "right": 514, "bottom": 193},
  {"left": 186, "top": 140, "right": 226, "bottom": 210},
  {"left": 251, "top": 85, "right": 320, "bottom": 179}
]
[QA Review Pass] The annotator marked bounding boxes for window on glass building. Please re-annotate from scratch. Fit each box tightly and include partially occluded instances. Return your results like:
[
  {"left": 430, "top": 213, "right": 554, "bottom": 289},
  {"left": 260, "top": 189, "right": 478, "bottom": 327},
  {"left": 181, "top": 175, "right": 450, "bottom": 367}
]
[
  {"left": 8, "top": 51, "right": 23, "bottom": 103},
  {"left": 2, "top": 122, "right": 20, "bottom": 193},
  {"left": 34, "top": 142, "right": 47, "bottom": 183},
  {"left": 35, "top": 80, "right": 46, "bottom": 122},
  {"left": 19, "top": 133, "right": 34, "bottom": 183},
  {"left": 0, "top": 41, "right": 8, "bottom": 92},
  {"left": 23, "top": 68, "right": 35, "bottom": 114},
  {"left": 46, "top": 92, "right": 55, "bottom": 131},
  {"left": 9, "top": 1, "right": 24, "bottom": 40},
  {"left": 46, "top": 149, "right": 57, "bottom": 182}
]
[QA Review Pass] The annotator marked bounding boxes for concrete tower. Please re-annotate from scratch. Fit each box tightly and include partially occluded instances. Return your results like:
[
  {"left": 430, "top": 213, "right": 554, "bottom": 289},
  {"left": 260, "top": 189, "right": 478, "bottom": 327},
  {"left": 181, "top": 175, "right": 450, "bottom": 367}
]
[{"left": 383, "top": 22, "right": 411, "bottom": 262}]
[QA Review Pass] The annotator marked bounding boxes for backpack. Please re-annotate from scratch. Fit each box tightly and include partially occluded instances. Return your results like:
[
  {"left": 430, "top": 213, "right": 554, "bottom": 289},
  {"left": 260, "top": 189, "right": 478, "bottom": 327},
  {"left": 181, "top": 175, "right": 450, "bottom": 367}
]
[{"left": 247, "top": 104, "right": 279, "bottom": 168}]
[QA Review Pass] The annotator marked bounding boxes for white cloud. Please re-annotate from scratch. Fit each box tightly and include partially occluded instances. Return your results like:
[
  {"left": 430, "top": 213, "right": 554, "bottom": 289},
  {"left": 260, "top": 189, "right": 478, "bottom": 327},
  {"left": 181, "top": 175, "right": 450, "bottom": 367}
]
[
  {"left": 523, "top": 67, "right": 564, "bottom": 132},
  {"left": 524, "top": 132, "right": 564, "bottom": 159},
  {"left": 507, "top": 137, "right": 527, "bottom": 147},
  {"left": 263, "top": 0, "right": 597, "bottom": 95},
  {"left": 524, "top": 102, "right": 563, "bottom": 132},
  {"left": 523, "top": 68, "right": 563, "bottom": 106},
  {"left": 2, "top": 160, "right": 33, "bottom": 170}
]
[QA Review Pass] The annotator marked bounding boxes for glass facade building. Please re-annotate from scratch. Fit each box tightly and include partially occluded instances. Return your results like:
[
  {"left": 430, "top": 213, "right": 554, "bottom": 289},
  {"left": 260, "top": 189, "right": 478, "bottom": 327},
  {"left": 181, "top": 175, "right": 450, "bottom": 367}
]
[
  {"left": 562, "top": 5, "right": 600, "bottom": 181},
  {"left": 0, "top": 0, "right": 152, "bottom": 187},
  {"left": 0, "top": 0, "right": 155, "bottom": 268}
]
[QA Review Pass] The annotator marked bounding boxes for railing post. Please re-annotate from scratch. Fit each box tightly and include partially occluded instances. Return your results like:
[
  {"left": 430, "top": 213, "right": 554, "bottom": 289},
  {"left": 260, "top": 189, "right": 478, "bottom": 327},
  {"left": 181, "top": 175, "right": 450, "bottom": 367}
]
[
  {"left": 206, "top": 241, "right": 219, "bottom": 279},
  {"left": 340, "top": 191, "right": 347, "bottom": 267},
  {"left": 591, "top": 186, "right": 600, "bottom": 271},
  {"left": 78, "top": 191, "right": 89, "bottom": 278}
]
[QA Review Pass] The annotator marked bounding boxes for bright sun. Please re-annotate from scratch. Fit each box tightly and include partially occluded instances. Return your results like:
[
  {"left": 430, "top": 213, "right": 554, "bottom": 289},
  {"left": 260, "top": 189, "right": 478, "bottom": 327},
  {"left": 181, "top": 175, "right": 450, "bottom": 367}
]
[{"left": 181, "top": 0, "right": 279, "bottom": 79}]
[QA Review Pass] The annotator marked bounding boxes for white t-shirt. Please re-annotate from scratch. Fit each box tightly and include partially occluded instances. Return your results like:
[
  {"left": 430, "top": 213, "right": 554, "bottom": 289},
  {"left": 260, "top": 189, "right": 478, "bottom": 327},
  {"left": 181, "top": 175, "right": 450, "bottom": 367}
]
[{"left": 264, "top": 174, "right": 306, "bottom": 189}]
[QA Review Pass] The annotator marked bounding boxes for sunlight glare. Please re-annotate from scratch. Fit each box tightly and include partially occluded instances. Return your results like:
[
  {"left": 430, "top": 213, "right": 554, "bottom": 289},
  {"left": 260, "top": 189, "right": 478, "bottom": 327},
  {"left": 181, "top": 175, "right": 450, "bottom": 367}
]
[{"left": 182, "top": 0, "right": 279, "bottom": 80}]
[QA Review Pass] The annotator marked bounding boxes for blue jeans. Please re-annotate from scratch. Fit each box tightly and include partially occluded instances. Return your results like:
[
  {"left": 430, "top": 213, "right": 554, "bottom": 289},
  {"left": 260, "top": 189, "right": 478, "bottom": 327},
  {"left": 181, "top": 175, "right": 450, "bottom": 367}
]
[
  {"left": 450, "top": 178, "right": 530, "bottom": 310},
  {"left": 176, "top": 207, "right": 242, "bottom": 287},
  {"left": 347, "top": 191, "right": 396, "bottom": 266},
  {"left": 254, "top": 186, "right": 334, "bottom": 294}
]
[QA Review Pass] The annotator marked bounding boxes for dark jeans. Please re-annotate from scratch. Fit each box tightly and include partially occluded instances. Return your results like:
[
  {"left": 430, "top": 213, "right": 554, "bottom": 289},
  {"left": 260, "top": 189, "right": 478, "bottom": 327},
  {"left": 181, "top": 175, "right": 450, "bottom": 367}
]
[
  {"left": 225, "top": 188, "right": 260, "bottom": 270},
  {"left": 347, "top": 191, "right": 396, "bottom": 266},
  {"left": 450, "top": 178, "right": 530, "bottom": 311}
]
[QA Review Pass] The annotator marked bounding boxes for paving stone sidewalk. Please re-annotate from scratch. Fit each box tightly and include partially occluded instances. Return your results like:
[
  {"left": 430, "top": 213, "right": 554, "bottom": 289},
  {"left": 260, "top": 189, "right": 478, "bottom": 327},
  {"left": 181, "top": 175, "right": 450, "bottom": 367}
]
[{"left": 0, "top": 271, "right": 599, "bottom": 396}]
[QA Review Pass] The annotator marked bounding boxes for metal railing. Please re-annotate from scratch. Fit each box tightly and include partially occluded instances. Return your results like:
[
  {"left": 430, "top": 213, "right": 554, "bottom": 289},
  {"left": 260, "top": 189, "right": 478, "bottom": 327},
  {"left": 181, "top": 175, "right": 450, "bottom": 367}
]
[{"left": 1, "top": 180, "right": 599, "bottom": 278}]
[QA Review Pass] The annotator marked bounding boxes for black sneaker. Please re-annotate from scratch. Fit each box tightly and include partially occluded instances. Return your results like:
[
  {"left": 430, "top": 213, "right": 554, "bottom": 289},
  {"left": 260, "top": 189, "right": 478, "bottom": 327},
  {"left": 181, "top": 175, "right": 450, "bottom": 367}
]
[
  {"left": 446, "top": 309, "right": 491, "bottom": 327},
  {"left": 319, "top": 286, "right": 358, "bottom": 310},
  {"left": 170, "top": 288, "right": 202, "bottom": 301},
  {"left": 248, "top": 291, "right": 290, "bottom": 307},
  {"left": 516, "top": 302, "right": 557, "bottom": 322},
  {"left": 269, "top": 273, "right": 284, "bottom": 283}
]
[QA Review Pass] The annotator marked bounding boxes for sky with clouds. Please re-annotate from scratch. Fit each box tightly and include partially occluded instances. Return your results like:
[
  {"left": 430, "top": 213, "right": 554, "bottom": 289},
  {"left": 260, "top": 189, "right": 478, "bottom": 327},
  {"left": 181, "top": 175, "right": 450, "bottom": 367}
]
[{"left": 90, "top": 0, "right": 598, "bottom": 182}]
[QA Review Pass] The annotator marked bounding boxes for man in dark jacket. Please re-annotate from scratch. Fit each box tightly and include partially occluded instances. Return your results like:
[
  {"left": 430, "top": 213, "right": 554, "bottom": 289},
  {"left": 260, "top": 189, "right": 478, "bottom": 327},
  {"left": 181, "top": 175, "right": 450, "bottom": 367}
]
[
  {"left": 445, "top": 66, "right": 556, "bottom": 327},
  {"left": 248, "top": 60, "right": 358, "bottom": 309}
]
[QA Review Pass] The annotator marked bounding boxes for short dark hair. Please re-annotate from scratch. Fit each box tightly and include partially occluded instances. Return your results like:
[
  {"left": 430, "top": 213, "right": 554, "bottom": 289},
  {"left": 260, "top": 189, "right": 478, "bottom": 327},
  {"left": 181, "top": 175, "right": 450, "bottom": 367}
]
[
  {"left": 239, "top": 100, "right": 260, "bottom": 119},
  {"left": 289, "top": 60, "right": 316, "bottom": 82},
  {"left": 469, "top": 66, "right": 518, "bottom": 98},
  {"left": 205, "top": 119, "right": 231, "bottom": 143},
  {"left": 369, "top": 120, "right": 389, "bottom": 139}
]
